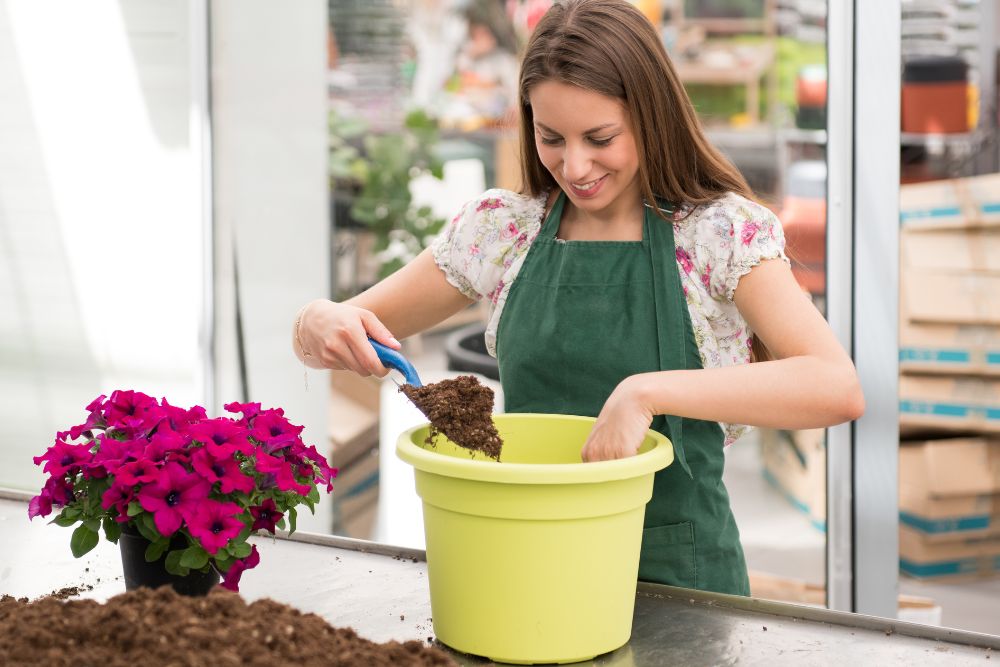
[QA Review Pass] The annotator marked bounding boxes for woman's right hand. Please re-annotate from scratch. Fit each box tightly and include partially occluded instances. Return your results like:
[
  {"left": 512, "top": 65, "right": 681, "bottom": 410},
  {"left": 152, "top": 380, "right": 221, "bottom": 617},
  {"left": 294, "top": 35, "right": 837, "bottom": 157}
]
[{"left": 294, "top": 300, "right": 401, "bottom": 377}]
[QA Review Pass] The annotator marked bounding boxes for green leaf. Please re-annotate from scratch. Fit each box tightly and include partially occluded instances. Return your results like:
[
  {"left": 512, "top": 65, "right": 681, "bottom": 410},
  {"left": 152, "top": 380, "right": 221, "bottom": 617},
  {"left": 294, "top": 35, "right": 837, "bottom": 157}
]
[
  {"left": 139, "top": 512, "right": 161, "bottom": 539},
  {"left": 64, "top": 507, "right": 81, "bottom": 519},
  {"left": 144, "top": 539, "right": 169, "bottom": 563},
  {"left": 126, "top": 501, "right": 143, "bottom": 517},
  {"left": 307, "top": 486, "right": 320, "bottom": 504},
  {"left": 134, "top": 518, "right": 159, "bottom": 544},
  {"left": 70, "top": 525, "right": 99, "bottom": 558},
  {"left": 288, "top": 507, "right": 297, "bottom": 535},
  {"left": 103, "top": 517, "right": 121, "bottom": 543},
  {"left": 83, "top": 518, "right": 101, "bottom": 532},
  {"left": 179, "top": 545, "right": 209, "bottom": 570},
  {"left": 164, "top": 550, "right": 190, "bottom": 577},
  {"left": 275, "top": 518, "right": 286, "bottom": 531},
  {"left": 51, "top": 512, "right": 78, "bottom": 528},
  {"left": 213, "top": 554, "right": 234, "bottom": 573},
  {"left": 230, "top": 541, "right": 252, "bottom": 559}
]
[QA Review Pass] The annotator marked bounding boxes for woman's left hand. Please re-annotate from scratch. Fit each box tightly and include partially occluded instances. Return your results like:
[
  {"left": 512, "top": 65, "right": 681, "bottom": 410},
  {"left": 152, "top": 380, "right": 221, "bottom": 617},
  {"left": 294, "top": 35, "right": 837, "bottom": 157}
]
[{"left": 581, "top": 375, "right": 655, "bottom": 462}]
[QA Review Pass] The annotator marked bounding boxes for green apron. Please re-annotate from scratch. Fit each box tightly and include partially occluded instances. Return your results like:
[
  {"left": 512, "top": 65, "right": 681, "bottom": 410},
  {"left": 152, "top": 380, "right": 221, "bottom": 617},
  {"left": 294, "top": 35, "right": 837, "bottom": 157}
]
[{"left": 496, "top": 192, "right": 750, "bottom": 596}]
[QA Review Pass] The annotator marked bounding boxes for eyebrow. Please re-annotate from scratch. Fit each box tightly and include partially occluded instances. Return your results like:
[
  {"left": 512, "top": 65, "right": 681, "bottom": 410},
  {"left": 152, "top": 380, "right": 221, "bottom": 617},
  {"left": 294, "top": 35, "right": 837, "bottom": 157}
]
[{"left": 534, "top": 122, "right": 618, "bottom": 135}]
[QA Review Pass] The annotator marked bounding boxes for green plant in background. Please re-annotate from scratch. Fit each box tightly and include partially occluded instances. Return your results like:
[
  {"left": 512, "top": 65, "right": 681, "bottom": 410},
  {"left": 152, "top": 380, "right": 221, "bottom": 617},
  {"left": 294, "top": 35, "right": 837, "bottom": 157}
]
[
  {"left": 329, "top": 108, "right": 447, "bottom": 281},
  {"left": 683, "top": 36, "right": 826, "bottom": 126}
]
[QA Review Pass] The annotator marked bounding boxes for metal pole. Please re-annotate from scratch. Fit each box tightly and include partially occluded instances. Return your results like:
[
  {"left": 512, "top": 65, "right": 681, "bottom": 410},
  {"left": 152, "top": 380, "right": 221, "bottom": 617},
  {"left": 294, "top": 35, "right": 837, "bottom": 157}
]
[{"left": 852, "top": 0, "right": 901, "bottom": 619}]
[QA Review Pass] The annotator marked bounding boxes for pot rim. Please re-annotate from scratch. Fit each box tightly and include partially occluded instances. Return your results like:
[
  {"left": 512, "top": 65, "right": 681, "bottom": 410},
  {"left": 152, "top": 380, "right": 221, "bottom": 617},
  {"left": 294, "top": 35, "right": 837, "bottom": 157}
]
[{"left": 396, "top": 413, "right": 673, "bottom": 485}]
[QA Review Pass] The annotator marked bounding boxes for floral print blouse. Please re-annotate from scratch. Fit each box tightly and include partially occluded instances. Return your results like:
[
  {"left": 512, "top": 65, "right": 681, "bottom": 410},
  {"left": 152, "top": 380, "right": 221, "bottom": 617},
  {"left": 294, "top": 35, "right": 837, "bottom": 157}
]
[{"left": 431, "top": 188, "right": 789, "bottom": 445}]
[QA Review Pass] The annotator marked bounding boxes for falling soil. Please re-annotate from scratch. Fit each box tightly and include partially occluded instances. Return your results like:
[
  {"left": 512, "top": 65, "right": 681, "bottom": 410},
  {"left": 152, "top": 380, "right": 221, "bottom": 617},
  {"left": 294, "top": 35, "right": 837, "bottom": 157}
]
[
  {"left": 0, "top": 587, "right": 456, "bottom": 667},
  {"left": 401, "top": 375, "right": 503, "bottom": 460}
]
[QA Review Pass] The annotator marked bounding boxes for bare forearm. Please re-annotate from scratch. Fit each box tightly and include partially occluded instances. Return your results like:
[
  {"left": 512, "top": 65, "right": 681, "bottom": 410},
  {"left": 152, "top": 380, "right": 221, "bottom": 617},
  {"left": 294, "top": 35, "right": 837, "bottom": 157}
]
[{"left": 631, "top": 357, "right": 865, "bottom": 430}]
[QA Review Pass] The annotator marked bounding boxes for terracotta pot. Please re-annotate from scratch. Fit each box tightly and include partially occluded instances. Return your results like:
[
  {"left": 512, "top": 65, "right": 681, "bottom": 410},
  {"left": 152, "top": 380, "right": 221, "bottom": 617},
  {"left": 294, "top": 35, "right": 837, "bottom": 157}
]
[{"left": 118, "top": 527, "right": 219, "bottom": 596}]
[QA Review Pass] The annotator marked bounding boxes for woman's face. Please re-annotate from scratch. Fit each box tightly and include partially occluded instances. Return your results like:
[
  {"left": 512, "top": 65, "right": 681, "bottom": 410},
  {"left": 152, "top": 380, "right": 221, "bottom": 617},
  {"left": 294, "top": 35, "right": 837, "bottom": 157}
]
[{"left": 529, "top": 80, "right": 641, "bottom": 215}]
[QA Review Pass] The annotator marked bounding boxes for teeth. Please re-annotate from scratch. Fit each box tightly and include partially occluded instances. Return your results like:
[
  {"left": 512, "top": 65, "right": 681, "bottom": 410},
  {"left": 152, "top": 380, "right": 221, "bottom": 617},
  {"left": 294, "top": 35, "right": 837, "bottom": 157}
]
[{"left": 573, "top": 177, "right": 602, "bottom": 191}]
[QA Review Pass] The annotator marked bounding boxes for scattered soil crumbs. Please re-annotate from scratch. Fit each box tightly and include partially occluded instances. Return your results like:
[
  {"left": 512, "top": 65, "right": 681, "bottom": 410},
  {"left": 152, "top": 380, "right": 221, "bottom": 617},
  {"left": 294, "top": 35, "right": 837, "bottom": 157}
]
[
  {"left": 401, "top": 375, "right": 503, "bottom": 460},
  {"left": 0, "top": 587, "right": 456, "bottom": 667},
  {"left": 44, "top": 585, "right": 93, "bottom": 600}
]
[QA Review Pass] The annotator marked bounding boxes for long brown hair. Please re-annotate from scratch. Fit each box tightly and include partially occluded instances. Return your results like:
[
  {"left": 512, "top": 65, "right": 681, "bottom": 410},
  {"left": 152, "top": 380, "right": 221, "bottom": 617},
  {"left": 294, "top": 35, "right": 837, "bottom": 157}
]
[
  {"left": 517, "top": 0, "right": 752, "bottom": 210},
  {"left": 517, "top": 0, "right": 772, "bottom": 361}
]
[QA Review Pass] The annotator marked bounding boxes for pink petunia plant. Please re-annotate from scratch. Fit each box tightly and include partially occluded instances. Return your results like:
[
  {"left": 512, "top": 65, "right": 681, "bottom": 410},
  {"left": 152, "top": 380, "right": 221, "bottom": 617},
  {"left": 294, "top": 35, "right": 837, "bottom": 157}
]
[{"left": 29, "top": 390, "right": 337, "bottom": 592}]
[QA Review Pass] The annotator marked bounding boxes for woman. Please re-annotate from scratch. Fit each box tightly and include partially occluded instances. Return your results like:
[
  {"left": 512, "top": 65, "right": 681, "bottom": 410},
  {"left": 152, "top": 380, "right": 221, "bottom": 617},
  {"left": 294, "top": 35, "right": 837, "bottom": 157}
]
[{"left": 294, "top": 0, "right": 864, "bottom": 596}]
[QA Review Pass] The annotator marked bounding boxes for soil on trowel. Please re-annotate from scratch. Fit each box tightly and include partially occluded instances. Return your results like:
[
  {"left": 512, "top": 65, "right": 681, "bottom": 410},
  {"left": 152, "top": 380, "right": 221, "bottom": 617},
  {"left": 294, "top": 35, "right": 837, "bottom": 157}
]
[
  {"left": 0, "top": 587, "right": 456, "bottom": 667},
  {"left": 401, "top": 375, "right": 503, "bottom": 460}
]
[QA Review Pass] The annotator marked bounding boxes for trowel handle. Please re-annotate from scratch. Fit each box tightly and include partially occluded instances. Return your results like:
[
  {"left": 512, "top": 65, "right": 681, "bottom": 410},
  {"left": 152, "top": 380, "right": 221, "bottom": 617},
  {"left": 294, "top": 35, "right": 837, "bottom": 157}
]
[{"left": 368, "top": 337, "right": 423, "bottom": 387}]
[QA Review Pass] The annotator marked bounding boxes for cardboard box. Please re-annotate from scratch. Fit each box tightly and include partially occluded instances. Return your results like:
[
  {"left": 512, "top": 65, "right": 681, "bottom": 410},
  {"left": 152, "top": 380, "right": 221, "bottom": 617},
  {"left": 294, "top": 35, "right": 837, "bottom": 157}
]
[
  {"left": 901, "top": 228, "right": 1000, "bottom": 273},
  {"left": 901, "top": 270, "right": 1000, "bottom": 325},
  {"left": 329, "top": 371, "right": 381, "bottom": 470},
  {"left": 332, "top": 447, "right": 379, "bottom": 539},
  {"left": 899, "top": 172, "right": 1000, "bottom": 230},
  {"left": 759, "top": 428, "right": 826, "bottom": 531},
  {"left": 899, "top": 526, "right": 1000, "bottom": 580},
  {"left": 899, "top": 319, "right": 1000, "bottom": 376},
  {"left": 899, "top": 438, "right": 1000, "bottom": 541},
  {"left": 899, "top": 376, "right": 1000, "bottom": 432}
]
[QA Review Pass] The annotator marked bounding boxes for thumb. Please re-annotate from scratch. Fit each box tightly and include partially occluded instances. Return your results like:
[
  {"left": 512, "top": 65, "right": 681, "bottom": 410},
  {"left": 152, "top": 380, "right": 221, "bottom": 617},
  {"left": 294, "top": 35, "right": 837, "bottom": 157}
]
[{"left": 360, "top": 311, "right": 401, "bottom": 350}]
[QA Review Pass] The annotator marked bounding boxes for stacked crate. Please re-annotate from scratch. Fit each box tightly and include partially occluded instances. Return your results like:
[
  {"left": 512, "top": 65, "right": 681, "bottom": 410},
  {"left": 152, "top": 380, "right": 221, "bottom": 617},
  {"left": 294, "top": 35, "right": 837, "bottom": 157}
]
[{"left": 898, "top": 172, "right": 1000, "bottom": 580}]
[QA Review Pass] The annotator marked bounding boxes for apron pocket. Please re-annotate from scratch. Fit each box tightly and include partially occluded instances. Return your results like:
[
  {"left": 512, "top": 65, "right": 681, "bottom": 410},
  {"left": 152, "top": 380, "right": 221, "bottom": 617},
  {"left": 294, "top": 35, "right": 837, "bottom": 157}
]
[{"left": 638, "top": 521, "right": 697, "bottom": 589}]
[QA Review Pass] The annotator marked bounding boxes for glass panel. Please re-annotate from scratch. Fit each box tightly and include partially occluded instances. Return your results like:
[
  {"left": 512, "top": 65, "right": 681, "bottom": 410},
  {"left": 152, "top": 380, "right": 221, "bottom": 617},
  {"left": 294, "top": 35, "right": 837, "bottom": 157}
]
[
  {"left": 667, "top": 0, "right": 831, "bottom": 606},
  {"left": 897, "top": 0, "right": 1000, "bottom": 635},
  {"left": 326, "top": 1, "right": 837, "bottom": 607},
  {"left": 0, "top": 4, "right": 207, "bottom": 493}
]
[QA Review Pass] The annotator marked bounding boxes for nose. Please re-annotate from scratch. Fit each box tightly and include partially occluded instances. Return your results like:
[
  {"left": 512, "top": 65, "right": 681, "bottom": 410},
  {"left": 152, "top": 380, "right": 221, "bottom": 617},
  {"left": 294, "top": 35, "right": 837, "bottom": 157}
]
[{"left": 561, "top": 142, "right": 593, "bottom": 183}]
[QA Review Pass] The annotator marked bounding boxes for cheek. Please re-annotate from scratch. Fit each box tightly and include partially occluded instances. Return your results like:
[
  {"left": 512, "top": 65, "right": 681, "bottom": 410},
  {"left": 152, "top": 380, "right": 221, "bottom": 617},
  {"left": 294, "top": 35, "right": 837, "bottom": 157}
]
[{"left": 535, "top": 144, "right": 561, "bottom": 171}]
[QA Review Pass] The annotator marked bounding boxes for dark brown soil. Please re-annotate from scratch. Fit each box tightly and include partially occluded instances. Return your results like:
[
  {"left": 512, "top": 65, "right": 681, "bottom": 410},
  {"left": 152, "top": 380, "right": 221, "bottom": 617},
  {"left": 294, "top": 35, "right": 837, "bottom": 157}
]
[
  {"left": 401, "top": 375, "right": 503, "bottom": 460},
  {"left": 44, "top": 585, "right": 93, "bottom": 600},
  {"left": 0, "top": 587, "right": 456, "bottom": 667}
]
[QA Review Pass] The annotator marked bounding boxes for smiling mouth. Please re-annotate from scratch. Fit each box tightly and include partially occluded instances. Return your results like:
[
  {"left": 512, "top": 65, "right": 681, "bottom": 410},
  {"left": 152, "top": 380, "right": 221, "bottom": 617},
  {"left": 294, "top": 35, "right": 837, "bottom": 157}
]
[{"left": 571, "top": 175, "right": 606, "bottom": 191}]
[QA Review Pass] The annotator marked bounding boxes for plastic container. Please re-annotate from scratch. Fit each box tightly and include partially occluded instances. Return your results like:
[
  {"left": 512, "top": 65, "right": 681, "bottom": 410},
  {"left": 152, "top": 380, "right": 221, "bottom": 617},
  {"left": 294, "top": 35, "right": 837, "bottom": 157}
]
[
  {"left": 902, "top": 56, "right": 970, "bottom": 134},
  {"left": 396, "top": 414, "right": 673, "bottom": 664},
  {"left": 445, "top": 322, "right": 499, "bottom": 380}
]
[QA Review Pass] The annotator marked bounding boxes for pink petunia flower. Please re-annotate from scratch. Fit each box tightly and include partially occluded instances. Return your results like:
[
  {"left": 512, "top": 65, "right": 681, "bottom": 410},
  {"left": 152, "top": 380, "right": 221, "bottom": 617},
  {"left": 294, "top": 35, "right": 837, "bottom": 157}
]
[
  {"left": 100, "top": 482, "right": 136, "bottom": 520},
  {"left": 191, "top": 447, "right": 254, "bottom": 494},
  {"left": 137, "top": 462, "right": 211, "bottom": 536},
  {"left": 32, "top": 439, "right": 91, "bottom": 478},
  {"left": 185, "top": 499, "right": 244, "bottom": 555},
  {"left": 255, "top": 450, "right": 312, "bottom": 496},
  {"left": 224, "top": 401, "right": 262, "bottom": 422},
  {"left": 88, "top": 435, "right": 145, "bottom": 478},
  {"left": 220, "top": 544, "right": 260, "bottom": 592},
  {"left": 115, "top": 459, "right": 160, "bottom": 487},
  {"left": 249, "top": 409, "right": 303, "bottom": 453},
  {"left": 189, "top": 418, "right": 252, "bottom": 457},
  {"left": 249, "top": 498, "right": 283, "bottom": 534}
]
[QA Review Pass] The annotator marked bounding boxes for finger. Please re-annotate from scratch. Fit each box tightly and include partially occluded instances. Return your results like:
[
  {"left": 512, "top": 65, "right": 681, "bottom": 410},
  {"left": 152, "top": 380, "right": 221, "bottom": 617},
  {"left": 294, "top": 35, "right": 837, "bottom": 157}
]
[
  {"left": 360, "top": 311, "right": 401, "bottom": 350},
  {"left": 344, "top": 328, "right": 390, "bottom": 377}
]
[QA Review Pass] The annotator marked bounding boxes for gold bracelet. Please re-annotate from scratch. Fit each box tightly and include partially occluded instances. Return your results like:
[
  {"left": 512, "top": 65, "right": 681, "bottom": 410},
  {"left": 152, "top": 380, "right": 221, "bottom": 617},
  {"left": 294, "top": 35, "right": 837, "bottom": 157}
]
[
  {"left": 295, "top": 303, "right": 314, "bottom": 391},
  {"left": 295, "top": 303, "right": 314, "bottom": 358}
]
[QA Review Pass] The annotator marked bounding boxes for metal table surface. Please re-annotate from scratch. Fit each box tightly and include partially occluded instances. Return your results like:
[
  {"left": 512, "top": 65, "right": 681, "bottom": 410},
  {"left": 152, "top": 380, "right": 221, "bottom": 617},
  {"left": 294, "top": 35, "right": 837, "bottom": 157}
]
[{"left": 2, "top": 494, "right": 997, "bottom": 666}]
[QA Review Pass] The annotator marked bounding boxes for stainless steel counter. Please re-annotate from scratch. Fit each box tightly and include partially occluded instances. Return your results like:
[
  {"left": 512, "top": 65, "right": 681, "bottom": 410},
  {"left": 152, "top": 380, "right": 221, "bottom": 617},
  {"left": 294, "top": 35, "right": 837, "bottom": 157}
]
[{"left": 2, "top": 493, "right": 997, "bottom": 666}]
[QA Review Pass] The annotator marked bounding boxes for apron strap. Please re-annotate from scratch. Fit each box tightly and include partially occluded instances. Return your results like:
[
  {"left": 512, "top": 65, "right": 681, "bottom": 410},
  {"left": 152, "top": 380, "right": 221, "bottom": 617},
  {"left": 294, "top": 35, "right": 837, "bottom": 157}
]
[{"left": 646, "top": 203, "right": 694, "bottom": 478}]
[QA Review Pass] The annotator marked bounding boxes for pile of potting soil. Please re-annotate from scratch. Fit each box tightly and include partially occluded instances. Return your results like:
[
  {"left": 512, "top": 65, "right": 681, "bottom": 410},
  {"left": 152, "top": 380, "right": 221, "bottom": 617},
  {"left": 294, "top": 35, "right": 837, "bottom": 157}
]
[
  {"left": 401, "top": 375, "right": 503, "bottom": 460},
  {"left": 0, "top": 587, "right": 456, "bottom": 667}
]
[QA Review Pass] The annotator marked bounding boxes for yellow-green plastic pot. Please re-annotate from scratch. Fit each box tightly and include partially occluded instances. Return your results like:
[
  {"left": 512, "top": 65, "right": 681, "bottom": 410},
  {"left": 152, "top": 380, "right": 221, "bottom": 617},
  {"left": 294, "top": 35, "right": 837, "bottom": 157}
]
[{"left": 396, "top": 413, "right": 673, "bottom": 664}]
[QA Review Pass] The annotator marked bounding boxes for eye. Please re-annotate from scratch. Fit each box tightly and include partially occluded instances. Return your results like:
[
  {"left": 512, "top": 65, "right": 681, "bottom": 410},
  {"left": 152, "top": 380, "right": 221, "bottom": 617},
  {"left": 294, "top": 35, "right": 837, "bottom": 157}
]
[
  {"left": 588, "top": 136, "right": 614, "bottom": 147},
  {"left": 539, "top": 135, "right": 563, "bottom": 146}
]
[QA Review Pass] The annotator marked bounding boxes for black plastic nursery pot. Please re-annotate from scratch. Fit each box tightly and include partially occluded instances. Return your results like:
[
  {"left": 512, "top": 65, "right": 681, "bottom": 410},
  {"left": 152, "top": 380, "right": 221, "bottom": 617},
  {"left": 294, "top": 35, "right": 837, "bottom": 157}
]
[
  {"left": 445, "top": 322, "right": 499, "bottom": 381},
  {"left": 118, "top": 527, "right": 219, "bottom": 596}
]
